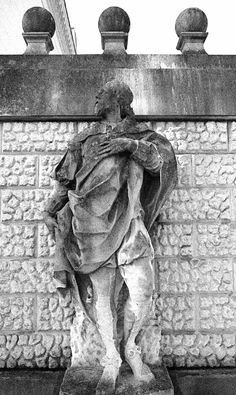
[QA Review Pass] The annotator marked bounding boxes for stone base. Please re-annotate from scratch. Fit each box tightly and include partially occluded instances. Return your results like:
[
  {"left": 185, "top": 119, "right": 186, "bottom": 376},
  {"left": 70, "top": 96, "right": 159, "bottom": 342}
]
[{"left": 60, "top": 363, "right": 174, "bottom": 395}]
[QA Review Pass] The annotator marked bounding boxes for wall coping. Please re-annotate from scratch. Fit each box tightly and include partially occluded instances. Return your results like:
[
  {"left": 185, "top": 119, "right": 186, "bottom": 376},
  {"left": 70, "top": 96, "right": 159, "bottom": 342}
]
[{"left": 1, "top": 54, "right": 236, "bottom": 119}]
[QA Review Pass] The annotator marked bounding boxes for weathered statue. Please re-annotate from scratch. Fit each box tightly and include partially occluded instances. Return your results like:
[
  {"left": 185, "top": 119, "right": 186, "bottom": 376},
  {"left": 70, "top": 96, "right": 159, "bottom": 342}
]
[{"left": 43, "top": 80, "right": 177, "bottom": 394}]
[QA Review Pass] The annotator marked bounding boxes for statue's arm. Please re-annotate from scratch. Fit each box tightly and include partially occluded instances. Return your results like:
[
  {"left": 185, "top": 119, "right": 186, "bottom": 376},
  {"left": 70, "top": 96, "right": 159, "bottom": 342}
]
[
  {"left": 130, "top": 139, "right": 163, "bottom": 173},
  {"left": 44, "top": 145, "right": 81, "bottom": 216},
  {"left": 43, "top": 181, "right": 69, "bottom": 240},
  {"left": 96, "top": 134, "right": 163, "bottom": 174},
  {"left": 44, "top": 181, "right": 69, "bottom": 216},
  {"left": 43, "top": 144, "right": 82, "bottom": 239}
]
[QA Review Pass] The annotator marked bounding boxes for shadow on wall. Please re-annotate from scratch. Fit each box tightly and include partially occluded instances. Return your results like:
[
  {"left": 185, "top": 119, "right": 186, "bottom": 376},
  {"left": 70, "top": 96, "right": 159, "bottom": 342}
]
[
  {"left": 170, "top": 368, "right": 236, "bottom": 395},
  {"left": 0, "top": 370, "right": 64, "bottom": 395}
]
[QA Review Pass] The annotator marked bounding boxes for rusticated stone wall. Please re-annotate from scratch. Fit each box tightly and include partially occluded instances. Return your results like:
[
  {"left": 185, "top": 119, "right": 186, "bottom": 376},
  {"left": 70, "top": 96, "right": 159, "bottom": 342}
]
[{"left": 0, "top": 120, "right": 236, "bottom": 368}]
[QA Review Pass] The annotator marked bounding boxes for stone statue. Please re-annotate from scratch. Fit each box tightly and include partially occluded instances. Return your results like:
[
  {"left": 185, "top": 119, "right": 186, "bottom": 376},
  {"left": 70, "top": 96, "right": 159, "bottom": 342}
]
[{"left": 43, "top": 80, "right": 177, "bottom": 394}]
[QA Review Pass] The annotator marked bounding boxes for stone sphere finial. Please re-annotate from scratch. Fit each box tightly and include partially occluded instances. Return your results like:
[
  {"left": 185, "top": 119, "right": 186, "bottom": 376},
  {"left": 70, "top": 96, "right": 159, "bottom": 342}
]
[
  {"left": 98, "top": 7, "right": 130, "bottom": 53},
  {"left": 175, "top": 8, "right": 208, "bottom": 54},
  {"left": 22, "top": 7, "right": 55, "bottom": 54},
  {"left": 175, "top": 7, "right": 208, "bottom": 37},
  {"left": 22, "top": 6, "right": 56, "bottom": 37},
  {"left": 98, "top": 7, "right": 130, "bottom": 33}
]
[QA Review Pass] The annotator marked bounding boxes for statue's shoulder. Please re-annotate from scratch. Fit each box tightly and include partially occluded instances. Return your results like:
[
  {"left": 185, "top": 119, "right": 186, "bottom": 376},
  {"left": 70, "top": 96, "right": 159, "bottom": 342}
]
[
  {"left": 123, "top": 119, "right": 150, "bottom": 135},
  {"left": 136, "top": 124, "right": 173, "bottom": 147},
  {"left": 68, "top": 122, "right": 101, "bottom": 150},
  {"left": 153, "top": 132, "right": 173, "bottom": 148},
  {"left": 135, "top": 125, "right": 175, "bottom": 157},
  {"left": 136, "top": 122, "right": 150, "bottom": 133}
]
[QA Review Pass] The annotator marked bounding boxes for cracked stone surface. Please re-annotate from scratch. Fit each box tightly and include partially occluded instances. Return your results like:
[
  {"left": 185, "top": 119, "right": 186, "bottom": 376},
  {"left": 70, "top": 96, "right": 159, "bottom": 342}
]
[
  {"left": 160, "top": 295, "right": 195, "bottom": 331},
  {"left": 195, "top": 154, "right": 236, "bottom": 185},
  {"left": 2, "top": 122, "right": 77, "bottom": 152},
  {"left": 161, "top": 333, "right": 235, "bottom": 367},
  {"left": 39, "top": 155, "right": 62, "bottom": 187},
  {"left": 37, "top": 293, "right": 74, "bottom": 331},
  {"left": 158, "top": 258, "right": 233, "bottom": 293},
  {"left": 0, "top": 260, "right": 56, "bottom": 293},
  {"left": 151, "top": 121, "right": 227, "bottom": 152},
  {"left": 0, "top": 156, "right": 37, "bottom": 186},
  {"left": 0, "top": 333, "right": 71, "bottom": 368},
  {"left": 0, "top": 296, "right": 34, "bottom": 332},
  {"left": 0, "top": 224, "right": 36, "bottom": 257},
  {"left": 160, "top": 189, "right": 230, "bottom": 221},
  {"left": 199, "top": 295, "right": 236, "bottom": 330},
  {"left": 151, "top": 224, "right": 193, "bottom": 257},
  {"left": 1, "top": 190, "right": 51, "bottom": 221},
  {"left": 196, "top": 223, "right": 236, "bottom": 256}
]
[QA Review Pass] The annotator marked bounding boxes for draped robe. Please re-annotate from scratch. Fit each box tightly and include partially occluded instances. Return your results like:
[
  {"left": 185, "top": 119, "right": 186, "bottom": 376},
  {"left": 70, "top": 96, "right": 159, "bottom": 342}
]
[{"left": 45, "top": 118, "right": 177, "bottom": 280}]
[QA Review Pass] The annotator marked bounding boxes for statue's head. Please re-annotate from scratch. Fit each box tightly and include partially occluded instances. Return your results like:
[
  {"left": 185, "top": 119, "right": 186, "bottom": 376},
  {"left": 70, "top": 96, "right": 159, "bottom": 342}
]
[{"left": 95, "top": 80, "right": 134, "bottom": 118}]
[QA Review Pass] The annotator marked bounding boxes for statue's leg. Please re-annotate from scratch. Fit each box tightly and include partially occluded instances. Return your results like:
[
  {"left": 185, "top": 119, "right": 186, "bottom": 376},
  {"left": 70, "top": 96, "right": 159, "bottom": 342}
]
[
  {"left": 114, "top": 269, "right": 125, "bottom": 347},
  {"left": 119, "top": 258, "right": 155, "bottom": 382},
  {"left": 90, "top": 266, "right": 122, "bottom": 395}
]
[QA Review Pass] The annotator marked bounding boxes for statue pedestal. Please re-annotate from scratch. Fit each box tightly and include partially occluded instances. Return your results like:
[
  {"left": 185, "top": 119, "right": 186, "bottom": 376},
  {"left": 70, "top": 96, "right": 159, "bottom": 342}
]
[{"left": 60, "top": 364, "right": 174, "bottom": 395}]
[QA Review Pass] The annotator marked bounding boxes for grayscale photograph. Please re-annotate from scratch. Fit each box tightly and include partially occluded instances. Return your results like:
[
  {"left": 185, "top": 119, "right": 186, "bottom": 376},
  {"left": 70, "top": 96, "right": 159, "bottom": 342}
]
[{"left": 0, "top": 1, "right": 236, "bottom": 394}]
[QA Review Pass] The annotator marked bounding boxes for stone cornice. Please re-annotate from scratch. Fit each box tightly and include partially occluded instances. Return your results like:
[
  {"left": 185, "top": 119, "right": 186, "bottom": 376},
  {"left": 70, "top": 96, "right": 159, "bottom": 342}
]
[
  {"left": 44, "top": 0, "right": 76, "bottom": 54},
  {"left": 1, "top": 54, "right": 236, "bottom": 118}
]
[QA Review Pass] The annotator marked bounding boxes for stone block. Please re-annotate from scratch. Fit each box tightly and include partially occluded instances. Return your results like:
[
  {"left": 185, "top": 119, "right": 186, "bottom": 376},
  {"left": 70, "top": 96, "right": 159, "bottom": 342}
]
[
  {"left": 60, "top": 365, "right": 174, "bottom": 395},
  {"left": 37, "top": 224, "right": 55, "bottom": 256},
  {"left": 194, "top": 154, "right": 236, "bottom": 185},
  {"left": 196, "top": 223, "right": 236, "bottom": 256},
  {"left": 151, "top": 224, "right": 193, "bottom": 257},
  {"left": 0, "top": 224, "right": 36, "bottom": 257},
  {"left": 2, "top": 122, "right": 78, "bottom": 152},
  {"left": 151, "top": 121, "right": 227, "bottom": 152},
  {"left": 39, "top": 155, "right": 61, "bottom": 187},
  {"left": 161, "top": 333, "right": 236, "bottom": 367},
  {"left": 231, "top": 189, "right": 236, "bottom": 221},
  {"left": 176, "top": 155, "right": 192, "bottom": 186},
  {"left": 0, "top": 155, "right": 37, "bottom": 186},
  {"left": 160, "top": 188, "right": 230, "bottom": 221},
  {"left": 0, "top": 296, "right": 34, "bottom": 332},
  {"left": 158, "top": 258, "right": 233, "bottom": 293},
  {"left": 160, "top": 295, "right": 195, "bottom": 331},
  {"left": 37, "top": 293, "right": 74, "bottom": 331},
  {"left": 0, "top": 333, "right": 70, "bottom": 368},
  {"left": 1, "top": 190, "right": 51, "bottom": 221},
  {"left": 0, "top": 259, "right": 56, "bottom": 293},
  {"left": 199, "top": 295, "right": 236, "bottom": 330},
  {"left": 229, "top": 121, "right": 236, "bottom": 151}
]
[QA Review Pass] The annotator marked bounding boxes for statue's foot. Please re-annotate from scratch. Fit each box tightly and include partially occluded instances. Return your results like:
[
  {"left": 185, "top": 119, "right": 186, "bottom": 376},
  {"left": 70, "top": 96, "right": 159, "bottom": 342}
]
[
  {"left": 95, "top": 358, "right": 121, "bottom": 395},
  {"left": 125, "top": 345, "right": 155, "bottom": 383}
]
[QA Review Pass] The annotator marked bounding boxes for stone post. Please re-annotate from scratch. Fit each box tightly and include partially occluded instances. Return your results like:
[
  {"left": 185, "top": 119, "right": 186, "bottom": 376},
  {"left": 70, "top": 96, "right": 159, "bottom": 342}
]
[
  {"left": 22, "top": 7, "right": 55, "bottom": 55},
  {"left": 175, "top": 8, "right": 208, "bottom": 54},
  {"left": 98, "top": 7, "right": 130, "bottom": 54}
]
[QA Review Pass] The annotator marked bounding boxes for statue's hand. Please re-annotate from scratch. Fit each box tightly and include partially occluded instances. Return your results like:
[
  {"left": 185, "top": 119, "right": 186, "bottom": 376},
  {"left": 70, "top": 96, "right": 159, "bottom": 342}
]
[
  {"left": 43, "top": 212, "right": 58, "bottom": 242},
  {"left": 97, "top": 138, "right": 137, "bottom": 157}
]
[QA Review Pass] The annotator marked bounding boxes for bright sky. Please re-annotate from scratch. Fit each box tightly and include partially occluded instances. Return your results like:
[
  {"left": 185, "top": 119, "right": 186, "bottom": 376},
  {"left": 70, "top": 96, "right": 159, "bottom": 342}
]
[{"left": 66, "top": 0, "right": 236, "bottom": 54}]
